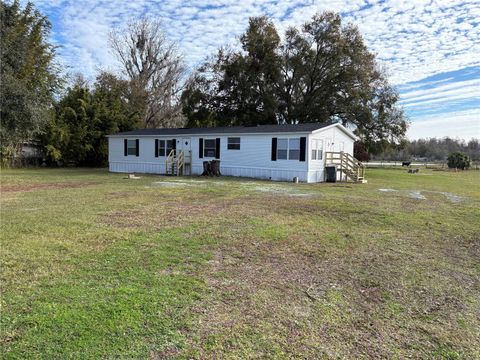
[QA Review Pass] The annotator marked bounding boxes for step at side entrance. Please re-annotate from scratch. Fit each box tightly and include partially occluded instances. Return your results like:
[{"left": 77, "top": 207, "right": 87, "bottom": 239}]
[{"left": 325, "top": 151, "right": 367, "bottom": 183}]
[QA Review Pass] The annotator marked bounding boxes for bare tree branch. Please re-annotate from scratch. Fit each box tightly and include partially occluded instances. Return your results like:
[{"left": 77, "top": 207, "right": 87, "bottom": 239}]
[{"left": 109, "top": 17, "right": 186, "bottom": 128}]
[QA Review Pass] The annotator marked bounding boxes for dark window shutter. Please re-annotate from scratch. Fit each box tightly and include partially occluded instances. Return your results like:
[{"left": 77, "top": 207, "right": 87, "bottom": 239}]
[
  {"left": 172, "top": 138, "right": 176, "bottom": 150},
  {"left": 135, "top": 139, "right": 139, "bottom": 157},
  {"left": 124, "top": 139, "right": 127, "bottom": 156},
  {"left": 215, "top": 138, "right": 220, "bottom": 159},
  {"left": 155, "top": 139, "right": 159, "bottom": 157},
  {"left": 271, "top": 138, "right": 277, "bottom": 161},
  {"left": 300, "top": 137, "right": 306, "bottom": 162},
  {"left": 199, "top": 138, "right": 204, "bottom": 158}
]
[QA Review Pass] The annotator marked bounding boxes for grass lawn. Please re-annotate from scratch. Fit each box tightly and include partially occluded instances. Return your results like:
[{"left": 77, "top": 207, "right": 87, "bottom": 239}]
[{"left": 1, "top": 168, "right": 479, "bottom": 359}]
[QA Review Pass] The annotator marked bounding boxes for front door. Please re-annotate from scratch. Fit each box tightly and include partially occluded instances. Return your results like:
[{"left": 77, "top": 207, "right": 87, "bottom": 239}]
[
  {"left": 180, "top": 138, "right": 191, "bottom": 168},
  {"left": 180, "top": 138, "right": 191, "bottom": 153}
]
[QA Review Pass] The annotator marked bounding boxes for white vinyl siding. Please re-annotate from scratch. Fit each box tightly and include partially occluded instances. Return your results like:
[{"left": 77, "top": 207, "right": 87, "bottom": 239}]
[{"left": 307, "top": 126, "right": 355, "bottom": 182}]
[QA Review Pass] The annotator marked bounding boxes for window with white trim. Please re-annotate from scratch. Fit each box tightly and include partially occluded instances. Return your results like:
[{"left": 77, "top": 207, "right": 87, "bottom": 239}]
[
  {"left": 277, "top": 138, "right": 301, "bottom": 160},
  {"left": 127, "top": 140, "right": 137, "bottom": 155},
  {"left": 227, "top": 137, "right": 240, "bottom": 150},
  {"left": 204, "top": 139, "right": 216, "bottom": 157},
  {"left": 311, "top": 139, "right": 323, "bottom": 160}
]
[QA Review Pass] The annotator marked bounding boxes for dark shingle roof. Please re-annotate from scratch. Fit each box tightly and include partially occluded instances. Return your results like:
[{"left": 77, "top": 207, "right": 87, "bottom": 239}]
[{"left": 109, "top": 123, "right": 332, "bottom": 136}]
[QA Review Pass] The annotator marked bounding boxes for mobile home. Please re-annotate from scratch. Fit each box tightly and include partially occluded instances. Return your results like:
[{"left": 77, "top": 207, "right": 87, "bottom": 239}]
[{"left": 107, "top": 123, "right": 365, "bottom": 183}]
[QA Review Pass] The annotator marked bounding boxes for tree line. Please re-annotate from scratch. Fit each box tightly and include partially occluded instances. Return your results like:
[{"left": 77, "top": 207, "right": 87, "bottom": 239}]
[
  {"left": 1, "top": 1, "right": 471, "bottom": 168},
  {"left": 1, "top": 1, "right": 187, "bottom": 166},
  {"left": 368, "top": 138, "right": 480, "bottom": 162}
]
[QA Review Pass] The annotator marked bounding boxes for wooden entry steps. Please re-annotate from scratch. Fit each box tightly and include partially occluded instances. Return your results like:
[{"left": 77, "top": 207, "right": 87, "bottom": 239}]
[
  {"left": 165, "top": 150, "right": 191, "bottom": 176},
  {"left": 325, "top": 151, "right": 367, "bottom": 183}
]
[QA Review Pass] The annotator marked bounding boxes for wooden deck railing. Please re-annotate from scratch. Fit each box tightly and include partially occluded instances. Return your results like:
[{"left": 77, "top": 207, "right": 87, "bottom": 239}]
[
  {"left": 165, "top": 149, "right": 176, "bottom": 175},
  {"left": 165, "top": 150, "right": 191, "bottom": 176},
  {"left": 325, "top": 151, "right": 366, "bottom": 183},
  {"left": 177, "top": 150, "right": 185, "bottom": 175}
]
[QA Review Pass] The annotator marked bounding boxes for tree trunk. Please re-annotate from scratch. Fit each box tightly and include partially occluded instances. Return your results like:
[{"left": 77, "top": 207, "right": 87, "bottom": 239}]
[{"left": 201, "top": 160, "right": 221, "bottom": 176}]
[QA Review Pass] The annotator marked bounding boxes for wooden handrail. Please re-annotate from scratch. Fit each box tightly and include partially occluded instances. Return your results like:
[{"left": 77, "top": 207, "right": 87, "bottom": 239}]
[
  {"left": 326, "top": 152, "right": 364, "bottom": 168},
  {"left": 166, "top": 149, "right": 175, "bottom": 163},
  {"left": 177, "top": 150, "right": 184, "bottom": 176},
  {"left": 343, "top": 152, "right": 365, "bottom": 168},
  {"left": 325, "top": 151, "right": 366, "bottom": 182},
  {"left": 165, "top": 149, "right": 175, "bottom": 174},
  {"left": 165, "top": 149, "right": 189, "bottom": 176}
]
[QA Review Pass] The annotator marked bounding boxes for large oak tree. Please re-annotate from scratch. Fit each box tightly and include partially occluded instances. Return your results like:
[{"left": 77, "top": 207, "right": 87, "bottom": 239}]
[{"left": 182, "top": 12, "right": 407, "bottom": 150}]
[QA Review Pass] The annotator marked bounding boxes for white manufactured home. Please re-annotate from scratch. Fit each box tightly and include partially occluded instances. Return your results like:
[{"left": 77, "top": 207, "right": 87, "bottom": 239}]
[{"left": 107, "top": 123, "right": 366, "bottom": 183}]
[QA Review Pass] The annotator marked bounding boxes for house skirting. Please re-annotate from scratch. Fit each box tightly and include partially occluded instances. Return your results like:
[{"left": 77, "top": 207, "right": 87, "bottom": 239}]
[{"left": 109, "top": 161, "right": 320, "bottom": 182}]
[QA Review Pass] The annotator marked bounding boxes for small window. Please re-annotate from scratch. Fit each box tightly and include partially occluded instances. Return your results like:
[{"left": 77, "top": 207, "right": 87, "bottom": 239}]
[
  {"left": 339, "top": 141, "right": 344, "bottom": 151},
  {"left": 204, "top": 139, "right": 216, "bottom": 157},
  {"left": 158, "top": 140, "right": 166, "bottom": 156},
  {"left": 311, "top": 139, "right": 323, "bottom": 160},
  {"left": 227, "top": 137, "right": 240, "bottom": 150},
  {"left": 289, "top": 139, "right": 300, "bottom": 160},
  {"left": 127, "top": 140, "right": 137, "bottom": 155},
  {"left": 277, "top": 138, "right": 288, "bottom": 160}
]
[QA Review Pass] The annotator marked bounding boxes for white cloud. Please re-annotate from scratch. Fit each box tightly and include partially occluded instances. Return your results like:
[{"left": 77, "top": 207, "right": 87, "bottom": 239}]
[
  {"left": 398, "top": 77, "right": 455, "bottom": 91},
  {"left": 399, "top": 78, "right": 480, "bottom": 110},
  {"left": 31, "top": 0, "right": 479, "bottom": 85},
  {"left": 407, "top": 109, "right": 480, "bottom": 140},
  {"left": 400, "top": 79, "right": 480, "bottom": 101},
  {"left": 30, "top": 0, "right": 480, "bottom": 139}
]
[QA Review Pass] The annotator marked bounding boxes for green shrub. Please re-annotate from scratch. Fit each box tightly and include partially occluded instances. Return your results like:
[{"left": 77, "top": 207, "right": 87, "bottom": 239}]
[{"left": 447, "top": 152, "right": 470, "bottom": 170}]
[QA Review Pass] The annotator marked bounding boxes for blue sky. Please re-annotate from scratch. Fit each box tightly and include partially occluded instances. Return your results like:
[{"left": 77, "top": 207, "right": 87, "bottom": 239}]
[{"left": 30, "top": 0, "right": 480, "bottom": 140}]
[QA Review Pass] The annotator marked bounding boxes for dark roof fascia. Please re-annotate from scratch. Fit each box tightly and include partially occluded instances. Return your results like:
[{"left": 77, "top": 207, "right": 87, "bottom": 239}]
[{"left": 107, "top": 123, "right": 332, "bottom": 137}]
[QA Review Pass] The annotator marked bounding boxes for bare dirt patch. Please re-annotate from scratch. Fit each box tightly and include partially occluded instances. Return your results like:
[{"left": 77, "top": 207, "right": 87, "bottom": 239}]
[
  {"left": 253, "top": 185, "right": 315, "bottom": 197},
  {"left": 1, "top": 181, "right": 98, "bottom": 193},
  {"left": 151, "top": 181, "right": 192, "bottom": 188},
  {"left": 99, "top": 195, "right": 256, "bottom": 231},
  {"left": 378, "top": 188, "right": 466, "bottom": 203}
]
